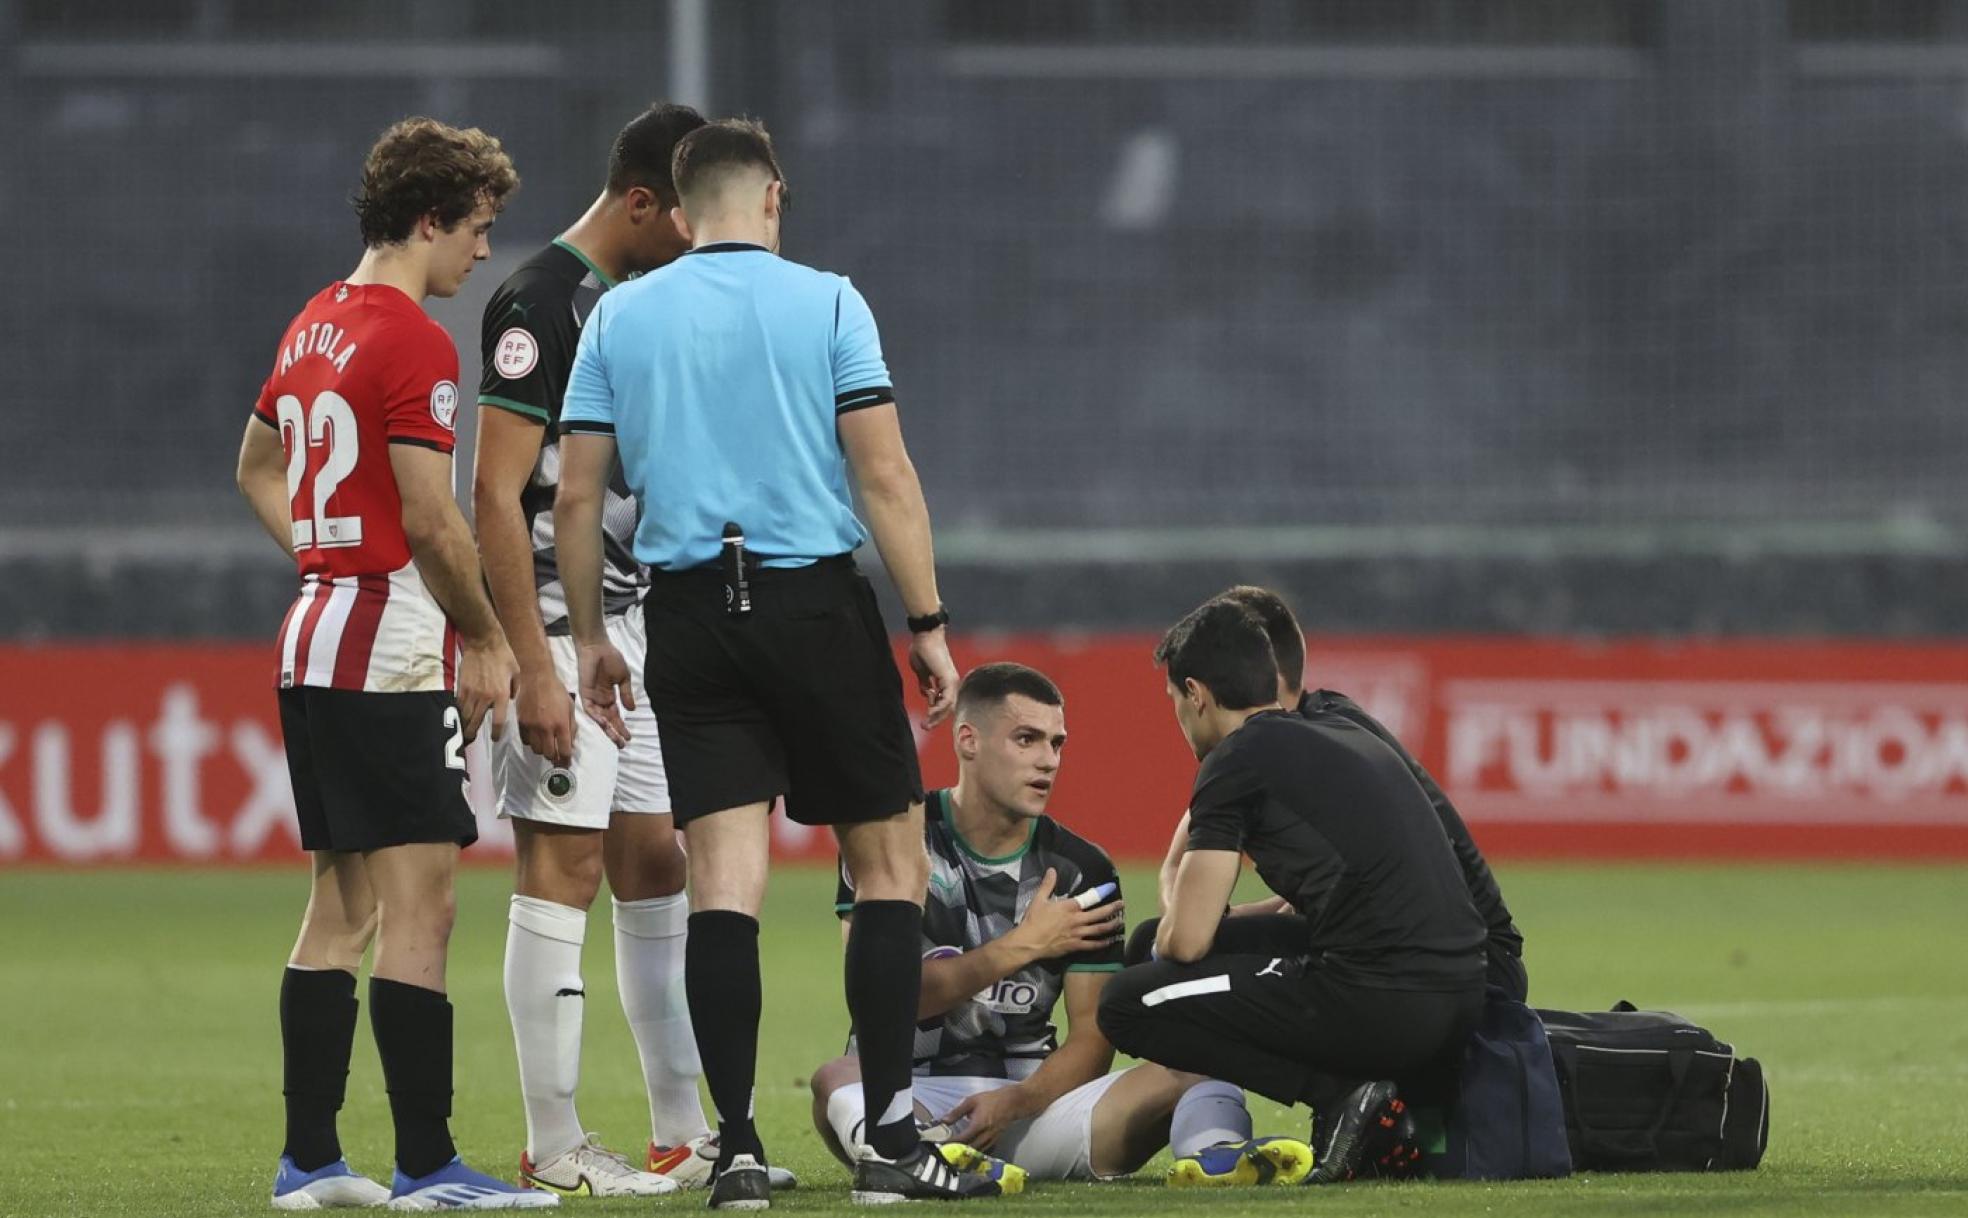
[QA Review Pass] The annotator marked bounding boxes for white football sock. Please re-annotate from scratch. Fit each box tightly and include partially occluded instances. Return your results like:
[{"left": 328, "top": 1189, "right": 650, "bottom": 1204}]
[
  {"left": 825, "top": 1082, "right": 870, "bottom": 1159},
  {"left": 1170, "top": 1079, "right": 1252, "bottom": 1156},
  {"left": 505, "top": 895, "right": 590, "bottom": 1162},
  {"left": 614, "top": 893, "right": 710, "bottom": 1147}
]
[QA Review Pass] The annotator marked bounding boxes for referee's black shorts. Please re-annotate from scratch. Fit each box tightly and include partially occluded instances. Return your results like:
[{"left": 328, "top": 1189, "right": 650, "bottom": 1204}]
[{"left": 640, "top": 554, "right": 924, "bottom": 827}]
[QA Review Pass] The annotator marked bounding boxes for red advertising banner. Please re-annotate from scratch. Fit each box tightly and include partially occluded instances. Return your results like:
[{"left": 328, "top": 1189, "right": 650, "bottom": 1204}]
[{"left": 3, "top": 637, "right": 1967, "bottom": 865}]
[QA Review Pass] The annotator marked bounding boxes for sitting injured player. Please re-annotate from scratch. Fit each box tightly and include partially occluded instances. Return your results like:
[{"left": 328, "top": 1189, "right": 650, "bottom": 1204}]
[{"left": 810, "top": 663, "right": 1313, "bottom": 1186}]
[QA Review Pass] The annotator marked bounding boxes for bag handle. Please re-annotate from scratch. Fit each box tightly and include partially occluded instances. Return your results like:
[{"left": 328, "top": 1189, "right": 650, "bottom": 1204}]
[
  {"left": 1643, "top": 1049, "right": 1697, "bottom": 1141},
  {"left": 1558, "top": 1041, "right": 1693, "bottom": 1151}
]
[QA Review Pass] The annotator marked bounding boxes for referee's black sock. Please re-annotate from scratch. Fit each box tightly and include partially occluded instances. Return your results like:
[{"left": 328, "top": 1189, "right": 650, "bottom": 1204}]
[
  {"left": 844, "top": 899, "right": 925, "bottom": 1160},
  {"left": 369, "top": 977, "right": 459, "bottom": 1179},
  {"left": 686, "top": 910, "right": 765, "bottom": 1164},
  {"left": 279, "top": 966, "right": 358, "bottom": 1172}
]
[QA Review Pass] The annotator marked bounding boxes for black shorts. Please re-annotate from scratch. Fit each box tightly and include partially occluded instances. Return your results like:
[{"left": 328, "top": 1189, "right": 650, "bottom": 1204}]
[
  {"left": 641, "top": 555, "right": 923, "bottom": 827},
  {"left": 1124, "top": 913, "right": 1309, "bottom": 967},
  {"left": 278, "top": 686, "right": 479, "bottom": 853},
  {"left": 1127, "top": 915, "right": 1530, "bottom": 1002},
  {"left": 1097, "top": 952, "right": 1484, "bottom": 1111}
]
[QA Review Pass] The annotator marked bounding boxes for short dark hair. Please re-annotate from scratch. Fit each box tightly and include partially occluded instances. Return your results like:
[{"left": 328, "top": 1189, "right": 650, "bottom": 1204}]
[
  {"left": 672, "top": 117, "right": 787, "bottom": 206},
  {"left": 352, "top": 117, "right": 518, "bottom": 248},
  {"left": 1215, "top": 585, "right": 1305, "bottom": 696},
  {"left": 956, "top": 662, "right": 1063, "bottom": 722},
  {"left": 1154, "top": 600, "right": 1280, "bottom": 711},
  {"left": 606, "top": 102, "right": 707, "bottom": 201}
]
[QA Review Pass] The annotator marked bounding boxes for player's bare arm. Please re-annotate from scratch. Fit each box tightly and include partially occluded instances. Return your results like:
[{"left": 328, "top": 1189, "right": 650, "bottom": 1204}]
[
  {"left": 1158, "top": 848, "right": 1241, "bottom": 963},
  {"left": 553, "top": 430, "right": 633, "bottom": 747},
  {"left": 836, "top": 909, "right": 1024, "bottom": 1021},
  {"left": 842, "top": 867, "right": 1125, "bottom": 1020},
  {"left": 942, "top": 972, "right": 1116, "bottom": 1151},
  {"left": 391, "top": 442, "right": 515, "bottom": 743},
  {"left": 835, "top": 867, "right": 1124, "bottom": 1019},
  {"left": 235, "top": 417, "right": 296, "bottom": 559},
  {"left": 1157, "top": 811, "right": 1191, "bottom": 915},
  {"left": 470, "top": 405, "right": 572, "bottom": 767},
  {"left": 1163, "top": 815, "right": 1288, "bottom": 918},
  {"left": 839, "top": 402, "right": 957, "bottom": 726}
]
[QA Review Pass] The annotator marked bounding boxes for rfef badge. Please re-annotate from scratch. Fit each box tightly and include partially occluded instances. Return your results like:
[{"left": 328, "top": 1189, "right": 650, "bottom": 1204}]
[
  {"left": 429, "top": 380, "right": 459, "bottom": 430},
  {"left": 494, "top": 327, "right": 540, "bottom": 379}
]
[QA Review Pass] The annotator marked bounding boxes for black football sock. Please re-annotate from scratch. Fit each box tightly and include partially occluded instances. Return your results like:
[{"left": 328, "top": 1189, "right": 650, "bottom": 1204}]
[
  {"left": 280, "top": 967, "right": 359, "bottom": 1172},
  {"left": 369, "top": 977, "right": 459, "bottom": 1179},
  {"left": 844, "top": 899, "right": 925, "bottom": 1160},
  {"left": 686, "top": 910, "right": 764, "bottom": 1163}
]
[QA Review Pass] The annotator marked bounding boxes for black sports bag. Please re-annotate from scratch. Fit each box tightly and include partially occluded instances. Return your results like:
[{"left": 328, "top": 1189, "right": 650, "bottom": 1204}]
[{"left": 1533, "top": 1002, "right": 1769, "bottom": 1172}]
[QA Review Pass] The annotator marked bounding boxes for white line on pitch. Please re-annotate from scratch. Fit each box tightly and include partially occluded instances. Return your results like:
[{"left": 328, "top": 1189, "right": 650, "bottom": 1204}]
[{"left": 1661, "top": 995, "right": 1968, "bottom": 1019}]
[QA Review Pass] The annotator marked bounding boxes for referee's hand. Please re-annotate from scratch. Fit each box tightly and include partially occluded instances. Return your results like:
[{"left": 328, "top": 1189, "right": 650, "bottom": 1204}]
[
  {"left": 576, "top": 640, "right": 636, "bottom": 748},
  {"left": 908, "top": 628, "right": 959, "bottom": 727}
]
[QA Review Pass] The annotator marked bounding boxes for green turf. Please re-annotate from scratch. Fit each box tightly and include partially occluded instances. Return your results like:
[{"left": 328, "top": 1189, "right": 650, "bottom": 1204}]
[{"left": 2, "top": 863, "right": 1966, "bottom": 1217}]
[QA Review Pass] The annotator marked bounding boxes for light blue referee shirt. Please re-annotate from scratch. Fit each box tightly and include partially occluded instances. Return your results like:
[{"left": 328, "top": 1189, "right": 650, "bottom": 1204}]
[{"left": 560, "top": 241, "right": 895, "bottom": 570}]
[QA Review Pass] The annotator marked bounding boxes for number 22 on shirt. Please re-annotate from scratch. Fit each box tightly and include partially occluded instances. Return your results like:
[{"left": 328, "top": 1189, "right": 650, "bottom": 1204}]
[{"left": 276, "top": 389, "right": 363, "bottom": 551}]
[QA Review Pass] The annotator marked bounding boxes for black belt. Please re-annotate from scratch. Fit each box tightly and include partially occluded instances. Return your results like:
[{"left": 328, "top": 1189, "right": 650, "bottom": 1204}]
[
  {"left": 646, "top": 552, "right": 854, "bottom": 580},
  {"left": 647, "top": 548, "right": 856, "bottom": 619}
]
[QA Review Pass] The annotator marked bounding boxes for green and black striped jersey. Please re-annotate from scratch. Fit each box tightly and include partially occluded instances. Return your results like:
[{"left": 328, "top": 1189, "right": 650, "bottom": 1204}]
[
  {"left": 836, "top": 789, "right": 1123, "bottom": 1079},
  {"left": 478, "top": 240, "right": 643, "bottom": 631}
]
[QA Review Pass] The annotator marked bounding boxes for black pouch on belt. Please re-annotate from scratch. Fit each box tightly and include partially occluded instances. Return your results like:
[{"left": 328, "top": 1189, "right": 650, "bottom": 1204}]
[{"left": 720, "top": 522, "right": 753, "bottom": 617}]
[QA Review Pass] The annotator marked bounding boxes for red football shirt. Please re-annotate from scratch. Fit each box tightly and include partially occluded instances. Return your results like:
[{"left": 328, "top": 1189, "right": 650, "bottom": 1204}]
[{"left": 252, "top": 282, "right": 462, "bottom": 692}]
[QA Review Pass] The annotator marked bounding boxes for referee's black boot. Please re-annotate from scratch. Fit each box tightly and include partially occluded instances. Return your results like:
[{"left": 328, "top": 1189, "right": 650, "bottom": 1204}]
[
  {"left": 708, "top": 1153, "right": 772, "bottom": 1211},
  {"left": 850, "top": 1141, "right": 1021, "bottom": 1204},
  {"left": 1306, "top": 1080, "right": 1411, "bottom": 1184}
]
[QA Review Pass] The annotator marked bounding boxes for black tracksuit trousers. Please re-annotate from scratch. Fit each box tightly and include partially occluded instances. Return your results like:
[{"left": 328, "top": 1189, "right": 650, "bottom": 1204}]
[{"left": 1101, "top": 916, "right": 1484, "bottom": 1113}]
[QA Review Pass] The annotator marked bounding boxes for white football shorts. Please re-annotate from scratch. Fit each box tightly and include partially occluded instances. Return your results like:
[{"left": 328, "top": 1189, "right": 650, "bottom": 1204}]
[
  {"left": 911, "top": 1071, "right": 1127, "bottom": 1182},
  {"left": 493, "top": 610, "right": 669, "bottom": 827}
]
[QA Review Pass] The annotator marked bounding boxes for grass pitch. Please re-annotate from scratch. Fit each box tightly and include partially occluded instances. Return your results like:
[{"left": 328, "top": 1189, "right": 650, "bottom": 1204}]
[{"left": 2, "top": 863, "right": 1965, "bottom": 1217}]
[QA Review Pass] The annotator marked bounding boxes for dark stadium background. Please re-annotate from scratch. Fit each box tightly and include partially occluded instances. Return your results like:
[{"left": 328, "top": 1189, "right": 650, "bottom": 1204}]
[
  {"left": 6, "top": 7, "right": 1968, "bottom": 1218},
  {"left": 3, "top": 1, "right": 1966, "bottom": 862}
]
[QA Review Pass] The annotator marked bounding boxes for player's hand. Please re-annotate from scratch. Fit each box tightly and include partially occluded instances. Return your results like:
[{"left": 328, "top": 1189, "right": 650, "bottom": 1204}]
[
  {"left": 576, "top": 641, "right": 635, "bottom": 748},
  {"left": 909, "top": 628, "right": 959, "bottom": 727},
  {"left": 1007, "top": 868, "right": 1126, "bottom": 963},
  {"left": 516, "top": 665, "right": 576, "bottom": 768},
  {"left": 457, "top": 636, "right": 519, "bottom": 745},
  {"left": 941, "top": 1085, "right": 1037, "bottom": 1153}
]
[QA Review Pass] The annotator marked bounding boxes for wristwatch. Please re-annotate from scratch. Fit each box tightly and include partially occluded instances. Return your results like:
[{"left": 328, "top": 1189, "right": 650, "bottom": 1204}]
[{"left": 906, "top": 605, "right": 950, "bottom": 633}]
